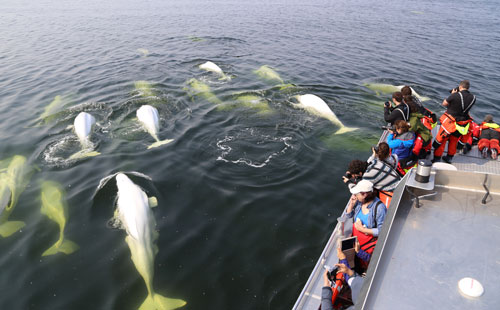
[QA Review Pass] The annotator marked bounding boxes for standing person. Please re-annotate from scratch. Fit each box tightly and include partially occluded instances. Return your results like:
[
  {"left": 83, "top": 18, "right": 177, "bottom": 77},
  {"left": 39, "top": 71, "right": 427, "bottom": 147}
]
[
  {"left": 405, "top": 96, "right": 433, "bottom": 159},
  {"left": 346, "top": 180, "right": 387, "bottom": 261},
  {"left": 401, "top": 85, "right": 437, "bottom": 129},
  {"left": 384, "top": 92, "right": 409, "bottom": 126},
  {"left": 432, "top": 80, "right": 476, "bottom": 163}
]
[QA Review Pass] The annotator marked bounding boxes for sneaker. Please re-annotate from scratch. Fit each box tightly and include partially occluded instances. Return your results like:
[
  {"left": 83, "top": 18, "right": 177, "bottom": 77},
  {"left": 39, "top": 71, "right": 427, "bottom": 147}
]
[
  {"left": 492, "top": 149, "right": 498, "bottom": 160},
  {"left": 482, "top": 148, "right": 489, "bottom": 158}
]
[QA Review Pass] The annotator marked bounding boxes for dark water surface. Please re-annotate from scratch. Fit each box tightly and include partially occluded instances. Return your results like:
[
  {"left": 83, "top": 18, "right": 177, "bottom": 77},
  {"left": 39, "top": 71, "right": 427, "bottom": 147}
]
[{"left": 1, "top": 0, "right": 499, "bottom": 309}]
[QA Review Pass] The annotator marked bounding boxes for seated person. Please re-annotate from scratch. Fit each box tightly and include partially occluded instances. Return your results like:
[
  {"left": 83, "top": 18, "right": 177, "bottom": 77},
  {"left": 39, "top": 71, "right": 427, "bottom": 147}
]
[
  {"left": 346, "top": 180, "right": 387, "bottom": 260},
  {"left": 321, "top": 246, "right": 367, "bottom": 310},
  {"left": 475, "top": 114, "right": 500, "bottom": 159},
  {"left": 384, "top": 92, "right": 409, "bottom": 125},
  {"left": 387, "top": 120, "right": 415, "bottom": 168},
  {"left": 342, "top": 159, "right": 368, "bottom": 186},
  {"left": 363, "top": 142, "right": 401, "bottom": 206}
]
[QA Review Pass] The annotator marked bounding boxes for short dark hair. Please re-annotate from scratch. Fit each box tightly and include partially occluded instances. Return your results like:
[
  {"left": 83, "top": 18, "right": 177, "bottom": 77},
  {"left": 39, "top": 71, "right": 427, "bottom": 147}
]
[
  {"left": 392, "top": 92, "right": 403, "bottom": 103},
  {"left": 459, "top": 80, "right": 470, "bottom": 89},
  {"left": 347, "top": 159, "right": 368, "bottom": 175},
  {"left": 401, "top": 86, "right": 412, "bottom": 96}
]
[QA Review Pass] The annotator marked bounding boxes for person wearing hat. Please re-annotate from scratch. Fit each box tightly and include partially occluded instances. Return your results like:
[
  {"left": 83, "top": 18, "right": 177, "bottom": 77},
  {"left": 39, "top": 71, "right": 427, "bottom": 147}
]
[
  {"left": 345, "top": 180, "right": 387, "bottom": 268},
  {"left": 474, "top": 114, "right": 500, "bottom": 159}
]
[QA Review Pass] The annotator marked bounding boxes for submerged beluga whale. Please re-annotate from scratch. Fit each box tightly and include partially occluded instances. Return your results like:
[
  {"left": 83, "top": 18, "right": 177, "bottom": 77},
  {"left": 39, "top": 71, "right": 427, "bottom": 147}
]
[
  {"left": 363, "top": 83, "right": 431, "bottom": 102},
  {"left": 40, "top": 181, "right": 79, "bottom": 256},
  {"left": 199, "top": 61, "right": 231, "bottom": 81},
  {"left": 294, "top": 94, "right": 357, "bottom": 134},
  {"left": 69, "top": 112, "right": 101, "bottom": 159},
  {"left": 0, "top": 155, "right": 33, "bottom": 237},
  {"left": 253, "top": 65, "right": 295, "bottom": 90},
  {"left": 109, "top": 173, "right": 186, "bottom": 310},
  {"left": 136, "top": 105, "right": 174, "bottom": 149}
]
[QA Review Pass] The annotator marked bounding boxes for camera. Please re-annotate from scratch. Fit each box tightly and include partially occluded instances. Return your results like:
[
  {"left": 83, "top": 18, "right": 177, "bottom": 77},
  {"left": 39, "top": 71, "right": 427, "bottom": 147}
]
[
  {"left": 384, "top": 101, "right": 391, "bottom": 108},
  {"left": 344, "top": 172, "right": 352, "bottom": 179},
  {"left": 324, "top": 265, "right": 339, "bottom": 281},
  {"left": 372, "top": 145, "right": 379, "bottom": 153},
  {"left": 381, "top": 125, "right": 395, "bottom": 131},
  {"left": 449, "top": 87, "right": 459, "bottom": 93}
]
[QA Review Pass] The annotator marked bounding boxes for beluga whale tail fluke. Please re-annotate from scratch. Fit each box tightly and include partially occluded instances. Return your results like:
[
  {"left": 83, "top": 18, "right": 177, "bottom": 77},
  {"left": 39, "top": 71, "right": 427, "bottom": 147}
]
[
  {"left": 40, "top": 181, "right": 79, "bottom": 256},
  {"left": 136, "top": 105, "right": 174, "bottom": 149},
  {"left": 69, "top": 112, "right": 101, "bottom": 160},
  {"left": 110, "top": 173, "right": 186, "bottom": 310},
  {"left": 294, "top": 94, "right": 358, "bottom": 134},
  {"left": 199, "top": 61, "right": 231, "bottom": 81}
]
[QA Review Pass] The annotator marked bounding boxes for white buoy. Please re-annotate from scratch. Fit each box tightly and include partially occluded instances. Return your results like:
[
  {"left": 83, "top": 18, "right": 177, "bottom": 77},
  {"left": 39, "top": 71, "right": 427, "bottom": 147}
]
[{"left": 458, "top": 277, "right": 484, "bottom": 298}]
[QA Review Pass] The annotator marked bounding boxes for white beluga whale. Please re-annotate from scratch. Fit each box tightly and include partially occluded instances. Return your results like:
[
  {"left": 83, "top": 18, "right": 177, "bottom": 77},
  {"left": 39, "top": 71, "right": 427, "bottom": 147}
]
[
  {"left": 294, "top": 94, "right": 357, "bottom": 134},
  {"left": 363, "top": 83, "right": 431, "bottom": 102},
  {"left": 111, "top": 173, "right": 186, "bottom": 310},
  {"left": 137, "top": 48, "right": 150, "bottom": 57},
  {"left": 136, "top": 105, "right": 174, "bottom": 149},
  {"left": 199, "top": 61, "right": 231, "bottom": 81},
  {"left": 69, "top": 112, "right": 101, "bottom": 159}
]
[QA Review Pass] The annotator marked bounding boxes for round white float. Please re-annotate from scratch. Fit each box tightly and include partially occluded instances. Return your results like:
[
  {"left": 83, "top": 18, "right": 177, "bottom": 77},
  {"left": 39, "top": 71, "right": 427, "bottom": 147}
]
[{"left": 458, "top": 277, "right": 484, "bottom": 298}]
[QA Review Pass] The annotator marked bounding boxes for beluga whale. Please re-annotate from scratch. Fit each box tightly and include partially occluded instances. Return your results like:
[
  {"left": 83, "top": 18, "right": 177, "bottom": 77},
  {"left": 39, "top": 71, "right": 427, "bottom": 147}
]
[
  {"left": 136, "top": 105, "right": 174, "bottom": 149},
  {"left": 253, "top": 65, "right": 295, "bottom": 90},
  {"left": 0, "top": 155, "right": 34, "bottom": 237},
  {"left": 199, "top": 61, "right": 231, "bottom": 81},
  {"left": 293, "top": 94, "right": 357, "bottom": 134},
  {"left": 40, "top": 181, "right": 79, "bottom": 256},
  {"left": 69, "top": 112, "right": 101, "bottom": 159},
  {"left": 363, "top": 83, "right": 431, "bottom": 102},
  {"left": 185, "top": 78, "right": 223, "bottom": 105},
  {"left": 109, "top": 173, "right": 186, "bottom": 310}
]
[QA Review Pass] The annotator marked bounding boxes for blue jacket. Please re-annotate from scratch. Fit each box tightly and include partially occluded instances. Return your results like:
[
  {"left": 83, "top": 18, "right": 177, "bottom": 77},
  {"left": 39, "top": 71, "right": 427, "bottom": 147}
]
[
  {"left": 346, "top": 197, "right": 387, "bottom": 237},
  {"left": 387, "top": 131, "right": 415, "bottom": 160}
]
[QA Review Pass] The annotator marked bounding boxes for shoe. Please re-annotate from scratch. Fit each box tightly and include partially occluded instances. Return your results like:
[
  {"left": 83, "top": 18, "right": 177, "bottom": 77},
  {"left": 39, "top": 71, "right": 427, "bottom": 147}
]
[
  {"left": 432, "top": 156, "right": 441, "bottom": 163},
  {"left": 492, "top": 149, "right": 498, "bottom": 160},
  {"left": 482, "top": 148, "right": 489, "bottom": 158},
  {"left": 442, "top": 155, "right": 453, "bottom": 164}
]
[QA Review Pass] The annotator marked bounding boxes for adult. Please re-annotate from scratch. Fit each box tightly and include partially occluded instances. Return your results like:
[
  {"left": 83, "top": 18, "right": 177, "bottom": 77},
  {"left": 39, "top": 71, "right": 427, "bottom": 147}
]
[
  {"left": 475, "top": 114, "right": 500, "bottom": 159},
  {"left": 346, "top": 180, "right": 387, "bottom": 259},
  {"left": 406, "top": 96, "right": 433, "bottom": 159},
  {"left": 387, "top": 120, "right": 415, "bottom": 168},
  {"left": 384, "top": 92, "right": 409, "bottom": 126},
  {"left": 342, "top": 159, "right": 368, "bottom": 186},
  {"left": 432, "top": 80, "right": 476, "bottom": 163},
  {"left": 363, "top": 142, "right": 401, "bottom": 206},
  {"left": 401, "top": 85, "right": 437, "bottom": 128}
]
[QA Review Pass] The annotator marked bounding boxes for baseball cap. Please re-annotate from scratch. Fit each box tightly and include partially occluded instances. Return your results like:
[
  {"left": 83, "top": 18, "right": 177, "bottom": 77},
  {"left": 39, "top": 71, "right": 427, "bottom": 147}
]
[{"left": 350, "top": 180, "right": 374, "bottom": 194}]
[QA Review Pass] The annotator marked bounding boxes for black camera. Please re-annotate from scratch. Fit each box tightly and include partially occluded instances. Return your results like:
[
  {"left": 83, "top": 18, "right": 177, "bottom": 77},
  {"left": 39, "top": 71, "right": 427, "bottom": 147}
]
[
  {"left": 449, "top": 87, "right": 459, "bottom": 93},
  {"left": 345, "top": 172, "right": 352, "bottom": 179},
  {"left": 384, "top": 101, "right": 391, "bottom": 108},
  {"left": 381, "top": 125, "right": 395, "bottom": 131},
  {"left": 327, "top": 266, "right": 339, "bottom": 281}
]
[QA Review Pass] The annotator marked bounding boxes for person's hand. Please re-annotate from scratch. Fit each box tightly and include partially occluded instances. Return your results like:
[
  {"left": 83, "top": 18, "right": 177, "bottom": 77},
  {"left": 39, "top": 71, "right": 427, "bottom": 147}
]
[
  {"left": 372, "top": 147, "right": 376, "bottom": 156},
  {"left": 335, "top": 263, "right": 355, "bottom": 277},
  {"left": 342, "top": 175, "right": 349, "bottom": 183},
  {"left": 337, "top": 245, "right": 346, "bottom": 260},
  {"left": 354, "top": 218, "right": 366, "bottom": 233},
  {"left": 354, "top": 239, "right": 360, "bottom": 253},
  {"left": 323, "top": 270, "right": 331, "bottom": 287},
  {"left": 346, "top": 194, "right": 357, "bottom": 213},
  {"left": 451, "top": 88, "right": 458, "bottom": 94}
]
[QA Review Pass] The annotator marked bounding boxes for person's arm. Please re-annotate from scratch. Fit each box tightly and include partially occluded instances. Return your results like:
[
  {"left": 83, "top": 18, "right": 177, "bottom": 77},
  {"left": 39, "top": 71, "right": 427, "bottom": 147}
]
[
  {"left": 384, "top": 108, "right": 399, "bottom": 123},
  {"left": 345, "top": 195, "right": 357, "bottom": 218},
  {"left": 321, "top": 271, "right": 334, "bottom": 310},
  {"left": 443, "top": 91, "right": 457, "bottom": 107},
  {"left": 354, "top": 240, "right": 372, "bottom": 262},
  {"left": 355, "top": 218, "right": 376, "bottom": 236},
  {"left": 386, "top": 134, "right": 402, "bottom": 149},
  {"left": 375, "top": 201, "right": 388, "bottom": 233}
]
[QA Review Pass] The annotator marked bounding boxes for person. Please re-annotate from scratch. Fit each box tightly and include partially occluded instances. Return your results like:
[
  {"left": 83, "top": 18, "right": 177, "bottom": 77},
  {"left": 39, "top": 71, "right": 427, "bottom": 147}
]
[
  {"left": 387, "top": 120, "right": 416, "bottom": 168},
  {"left": 321, "top": 246, "right": 367, "bottom": 310},
  {"left": 401, "top": 85, "right": 437, "bottom": 129},
  {"left": 346, "top": 180, "right": 387, "bottom": 259},
  {"left": 342, "top": 159, "right": 368, "bottom": 186},
  {"left": 384, "top": 91, "right": 409, "bottom": 126},
  {"left": 474, "top": 114, "right": 500, "bottom": 159},
  {"left": 405, "top": 96, "right": 433, "bottom": 159},
  {"left": 363, "top": 142, "right": 401, "bottom": 206},
  {"left": 432, "top": 80, "right": 476, "bottom": 163}
]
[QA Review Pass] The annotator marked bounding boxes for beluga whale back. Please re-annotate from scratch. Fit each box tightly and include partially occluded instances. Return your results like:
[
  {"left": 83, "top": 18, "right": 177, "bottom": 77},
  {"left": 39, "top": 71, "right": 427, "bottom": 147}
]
[
  {"left": 363, "top": 83, "right": 431, "bottom": 102},
  {"left": 113, "top": 173, "right": 186, "bottom": 310},
  {"left": 199, "top": 61, "right": 231, "bottom": 81},
  {"left": 294, "top": 94, "right": 357, "bottom": 134},
  {"left": 136, "top": 105, "right": 174, "bottom": 149},
  {"left": 69, "top": 112, "right": 101, "bottom": 159}
]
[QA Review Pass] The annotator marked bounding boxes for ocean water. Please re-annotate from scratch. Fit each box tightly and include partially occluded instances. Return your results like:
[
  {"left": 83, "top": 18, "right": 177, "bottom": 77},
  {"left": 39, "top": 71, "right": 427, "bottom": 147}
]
[{"left": 0, "top": 0, "right": 499, "bottom": 309}]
